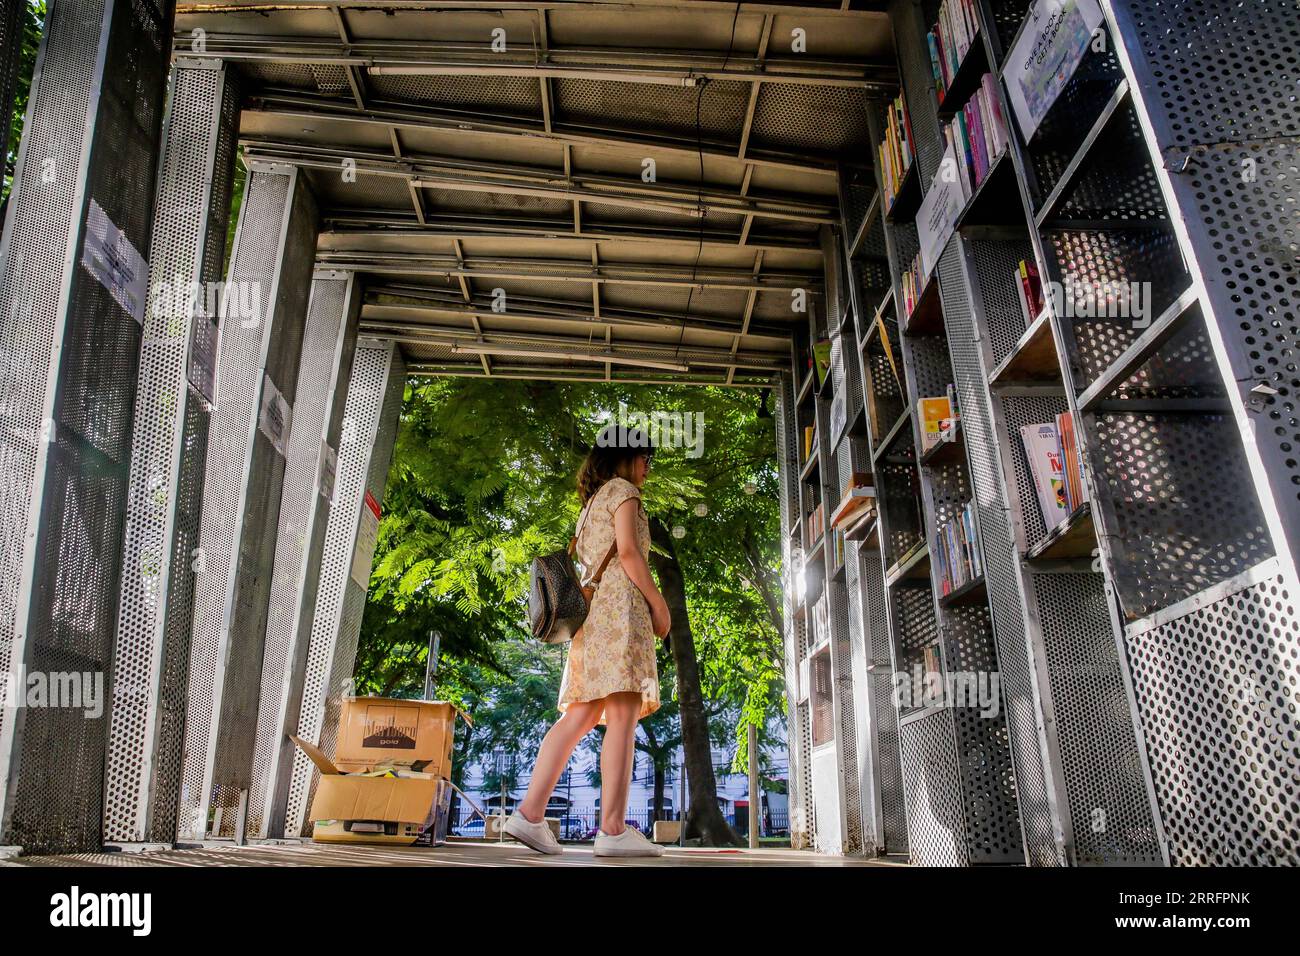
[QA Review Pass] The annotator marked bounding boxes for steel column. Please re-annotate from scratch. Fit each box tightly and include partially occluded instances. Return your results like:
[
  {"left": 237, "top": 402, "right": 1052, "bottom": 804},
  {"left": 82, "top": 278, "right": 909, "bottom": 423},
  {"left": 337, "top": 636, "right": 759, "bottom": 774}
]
[
  {"left": 284, "top": 338, "right": 405, "bottom": 838},
  {"left": 248, "top": 270, "right": 362, "bottom": 840},
  {"left": 104, "top": 58, "right": 241, "bottom": 847},
  {"left": 177, "top": 163, "right": 320, "bottom": 841},
  {"left": 0, "top": 0, "right": 174, "bottom": 854}
]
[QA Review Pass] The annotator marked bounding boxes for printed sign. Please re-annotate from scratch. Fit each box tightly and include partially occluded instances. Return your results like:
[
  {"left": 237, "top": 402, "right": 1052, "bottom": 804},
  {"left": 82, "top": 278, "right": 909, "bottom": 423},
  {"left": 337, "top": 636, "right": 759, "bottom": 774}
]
[
  {"left": 80, "top": 199, "right": 148, "bottom": 324},
  {"left": 916, "top": 142, "right": 968, "bottom": 277},
  {"left": 1004, "top": 0, "right": 1105, "bottom": 141},
  {"left": 350, "top": 489, "right": 382, "bottom": 588},
  {"left": 318, "top": 441, "right": 337, "bottom": 502},
  {"left": 187, "top": 317, "right": 218, "bottom": 407},
  {"left": 258, "top": 373, "right": 292, "bottom": 457}
]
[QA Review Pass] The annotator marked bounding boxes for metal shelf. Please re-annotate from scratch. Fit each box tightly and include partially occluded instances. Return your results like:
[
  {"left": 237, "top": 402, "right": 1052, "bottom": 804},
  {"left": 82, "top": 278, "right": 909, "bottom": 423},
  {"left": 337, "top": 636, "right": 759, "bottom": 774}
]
[{"left": 988, "top": 309, "right": 1058, "bottom": 384}]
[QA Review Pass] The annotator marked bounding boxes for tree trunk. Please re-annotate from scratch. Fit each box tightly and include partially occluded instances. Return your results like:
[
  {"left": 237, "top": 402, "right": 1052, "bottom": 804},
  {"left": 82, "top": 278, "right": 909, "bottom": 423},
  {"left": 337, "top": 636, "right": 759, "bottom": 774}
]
[{"left": 649, "top": 517, "right": 743, "bottom": 847}]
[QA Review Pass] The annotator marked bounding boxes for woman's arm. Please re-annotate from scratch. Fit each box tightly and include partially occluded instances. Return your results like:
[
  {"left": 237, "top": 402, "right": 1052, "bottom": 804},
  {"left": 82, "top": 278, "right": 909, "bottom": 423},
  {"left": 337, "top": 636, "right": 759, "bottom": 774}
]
[{"left": 613, "top": 497, "right": 671, "bottom": 637}]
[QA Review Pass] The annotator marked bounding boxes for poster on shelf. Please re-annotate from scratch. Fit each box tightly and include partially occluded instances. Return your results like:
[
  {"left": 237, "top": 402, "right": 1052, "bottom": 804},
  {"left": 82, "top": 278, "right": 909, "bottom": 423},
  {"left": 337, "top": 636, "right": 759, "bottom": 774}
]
[
  {"left": 830, "top": 386, "right": 847, "bottom": 445},
  {"left": 916, "top": 141, "right": 966, "bottom": 277},
  {"left": 1003, "top": 0, "right": 1105, "bottom": 141}
]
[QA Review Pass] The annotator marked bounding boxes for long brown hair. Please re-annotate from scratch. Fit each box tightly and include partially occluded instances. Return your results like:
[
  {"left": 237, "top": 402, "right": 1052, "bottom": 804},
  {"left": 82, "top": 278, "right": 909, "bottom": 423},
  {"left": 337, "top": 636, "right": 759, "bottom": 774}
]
[{"left": 576, "top": 425, "right": 654, "bottom": 505}]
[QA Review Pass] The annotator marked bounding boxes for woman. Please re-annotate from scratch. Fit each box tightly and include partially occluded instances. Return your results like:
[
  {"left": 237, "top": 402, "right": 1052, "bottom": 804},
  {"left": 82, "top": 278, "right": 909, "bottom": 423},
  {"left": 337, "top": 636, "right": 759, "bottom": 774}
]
[{"left": 504, "top": 424, "right": 672, "bottom": 858}]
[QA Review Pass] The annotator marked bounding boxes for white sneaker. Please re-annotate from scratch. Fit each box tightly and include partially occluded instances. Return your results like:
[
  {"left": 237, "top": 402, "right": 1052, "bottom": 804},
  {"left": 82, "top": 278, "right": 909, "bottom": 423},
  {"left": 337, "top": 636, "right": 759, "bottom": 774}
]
[
  {"left": 593, "top": 825, "right": 665, "bottom": 858},
  {"left": 503, "top": 811, "right": 563, "bottom": 855}
]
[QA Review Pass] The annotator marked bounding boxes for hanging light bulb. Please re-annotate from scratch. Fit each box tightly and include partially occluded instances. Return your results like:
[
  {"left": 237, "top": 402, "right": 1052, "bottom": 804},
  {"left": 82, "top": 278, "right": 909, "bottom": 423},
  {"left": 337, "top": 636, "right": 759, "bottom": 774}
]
[
  {"left": 743, "top": 481, "right": 757, "bottom": 495},
  {"left": 694, "top": 503, "right": 708, "bottom": 517},
  {"left": 672, "top": 525, "right": 686, "bottom": 539}
]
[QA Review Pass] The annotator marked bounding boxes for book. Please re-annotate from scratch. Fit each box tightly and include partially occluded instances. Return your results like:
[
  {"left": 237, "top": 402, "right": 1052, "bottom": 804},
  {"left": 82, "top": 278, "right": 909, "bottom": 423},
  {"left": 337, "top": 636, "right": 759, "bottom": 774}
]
[
  {"left": 880, "top": 95, "right": 915, "bottom": 212},
  {"left": 939, "top": 73, "right": 1008, "bottom": 200},
  {"left": 1020, "top": 423, "right": 1069, "bottom": 529},
  {"left": 1055, "top": 411, "right": 1085, "bottom": 514},
  {"left": 803, "top": 425, "right": 815, "bottom": 461},
  {"left": 830, "top": 485, "right": 878, "bottom": 528},
  {"left": 1015, "top": 259, "right": 1044, "bottom": 327},
  {"left": 919, "top": 395, "right": 956, "bottom": 454},
  {"left": 923, "top": 643, "right": 942, "bottom": 677},
  {"left": 933, "top": 500, "right": 981, "bottom": 595}
]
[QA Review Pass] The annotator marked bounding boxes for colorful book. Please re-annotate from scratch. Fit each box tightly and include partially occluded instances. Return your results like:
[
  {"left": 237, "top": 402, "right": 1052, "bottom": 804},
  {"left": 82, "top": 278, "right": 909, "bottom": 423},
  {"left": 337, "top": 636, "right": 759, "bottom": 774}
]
[
  {"left": 1021, "top": 423, "right": 1070, "bottom": 529},
  {"left": 919, "top": 395, "right": 956, "bottom": 454}
]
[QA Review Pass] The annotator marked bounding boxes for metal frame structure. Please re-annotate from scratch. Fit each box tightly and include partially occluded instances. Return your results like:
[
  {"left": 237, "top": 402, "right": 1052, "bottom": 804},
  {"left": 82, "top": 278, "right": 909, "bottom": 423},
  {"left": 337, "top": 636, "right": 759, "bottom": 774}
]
[
  {"left": 772, "top": 0, "right": 1297, "bottom": 866},
  {"left": 178, "top": 162, "right": 320, "bottom": 841},
  {"left": 0, "top": 0, "right": 1289, "bottom": 866},
  {"left": 248, "top": 269, "right": 362, "bottom": 839},
  {"left": 106, "top": 58, "right": 241, "bottom": 846},
  {"left": 284, "top": 338, "right": 406, "bottom": 838},
  {"left": 0, "top": 0, "right": 174, "bottom": 855}
]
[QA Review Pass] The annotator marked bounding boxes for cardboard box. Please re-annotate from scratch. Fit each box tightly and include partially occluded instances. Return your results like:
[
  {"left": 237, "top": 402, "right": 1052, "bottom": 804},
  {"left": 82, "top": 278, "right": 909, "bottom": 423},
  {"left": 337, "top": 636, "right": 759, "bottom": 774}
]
[
  {"left": 333, "top": 697, "right": 470, "bottom": 777},
  {"left": 291, "top": 735, "right": 450, "bottom": 846}
]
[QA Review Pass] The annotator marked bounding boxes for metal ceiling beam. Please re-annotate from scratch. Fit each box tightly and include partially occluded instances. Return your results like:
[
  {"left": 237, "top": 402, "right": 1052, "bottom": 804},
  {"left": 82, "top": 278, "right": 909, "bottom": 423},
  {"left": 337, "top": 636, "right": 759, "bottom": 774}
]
[
  {"left": 359, "top": 323, "right": 787, "bottom": 369},
  {"left": 179, "top": 2, "right": 887, "bottom": 16},
  {"left": 319, "top": 215, "right": 820, "bottom": 253},
  {"left": 362, "top": 282, "right": 795, "bottom": 338},
  {"left": 317, "top": 250, "right": 820, "bottom": 290},
  {"left": 241, "top": 143, "right": 838, "bottom": 223},
  {"left": 176, "top": 34, "right": 897, "bottom": 88},
  {"left": 407, "top": 365, "right": 775, "bottom": 389},
  {"left": 245, "top": 92, "right": 844, "bottom": 175}
]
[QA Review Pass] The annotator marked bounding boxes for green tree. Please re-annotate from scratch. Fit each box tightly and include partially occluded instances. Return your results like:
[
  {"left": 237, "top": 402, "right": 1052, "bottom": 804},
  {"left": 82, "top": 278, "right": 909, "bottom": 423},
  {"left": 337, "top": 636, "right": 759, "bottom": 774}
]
[
  {"left": 1, "top": 1, "right": 46, "bottom": 211},
  {"left": 362, "top": 375, "right": 785, "bottom": 845}
]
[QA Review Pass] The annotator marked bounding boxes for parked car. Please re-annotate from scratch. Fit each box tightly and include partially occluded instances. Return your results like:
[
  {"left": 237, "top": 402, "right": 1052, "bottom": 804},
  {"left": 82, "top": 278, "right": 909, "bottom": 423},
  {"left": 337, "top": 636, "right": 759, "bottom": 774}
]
[
  {"left": 578, "top": 819, "right": 640, "bottom": 841},
  {"left": 556, "top": 816, "right": 587, "bottom": 840},
  {"left": 455, "top": 818, "right": 486, "bottom": 838}
]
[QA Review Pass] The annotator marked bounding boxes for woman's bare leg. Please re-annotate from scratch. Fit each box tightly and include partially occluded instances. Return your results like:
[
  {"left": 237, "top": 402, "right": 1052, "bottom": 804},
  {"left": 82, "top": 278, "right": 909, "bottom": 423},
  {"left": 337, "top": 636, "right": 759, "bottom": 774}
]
[
  {"left": 598, "top": 691, "right": 642, "bottom": 836},
  {"left": 518, "top": 700, "right": 603, "bottom": 823}
]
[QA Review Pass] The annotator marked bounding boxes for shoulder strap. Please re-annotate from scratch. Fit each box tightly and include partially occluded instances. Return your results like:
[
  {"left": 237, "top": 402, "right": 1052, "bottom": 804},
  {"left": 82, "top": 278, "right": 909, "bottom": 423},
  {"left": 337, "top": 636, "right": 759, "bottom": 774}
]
[{"left": 567, "top": 489, "right": 620, "bottom": 583}]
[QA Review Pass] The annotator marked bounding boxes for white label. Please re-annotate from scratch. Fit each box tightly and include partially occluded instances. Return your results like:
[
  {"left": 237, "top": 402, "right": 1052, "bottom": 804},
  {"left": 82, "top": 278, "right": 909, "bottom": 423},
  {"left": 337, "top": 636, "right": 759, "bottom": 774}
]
[
  {"left": 1004, "top": 0, "right": 1105, "bottom": 141},
  {"left": 258, "top": 373, "right": 292, "bottom": 457},
  {"left": 80, "top": 198, "right": 148, "bottom": 324},
  {"left": 916, "top": 143, "right": 967, "bottom": 278},
  {"left": 318, "top": 441, "right": 337, "bottom": 502},
  {"left": 350, "top": 490, "right": 381, "bottom": 588}
]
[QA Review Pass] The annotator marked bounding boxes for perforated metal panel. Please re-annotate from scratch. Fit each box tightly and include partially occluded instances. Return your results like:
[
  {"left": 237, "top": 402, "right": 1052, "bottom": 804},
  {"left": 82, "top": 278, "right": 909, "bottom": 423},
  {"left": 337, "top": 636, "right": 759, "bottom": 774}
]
[
  {"left": 0, "top": 0, "right": 171, "bottom": 854},
  {"left": 284, "top": 340, "right": 405, "bottom": 837},
  {"left": 248, "top": 272, "right": 361, "bottom": 839},
  {"left": 1124, "top": 561, "right": 1299, "bottom": 865},
  {"left": 773, "top": 371, "right": 813, "bottom": 846},
  {"left": 1035, "top": 572, "right": 1161, "bottom": 864},
  {"left": 178, "top": 166, "right": 319, "bottom": 840},
  {"left": 1088, "top": 411, "right": 1272, "bottom": 620},
  {"left": 105, "top": 60, "right": 240, "bottom": 845},
  {"left": 899, "top": 708, "right": 967, "bottom": 866},
  {"left": 941, "top": 239, "right": 1061, "bottom": 866},
  {"left": 1106, "top": 0, "right": 1300, "bottom": 595}
]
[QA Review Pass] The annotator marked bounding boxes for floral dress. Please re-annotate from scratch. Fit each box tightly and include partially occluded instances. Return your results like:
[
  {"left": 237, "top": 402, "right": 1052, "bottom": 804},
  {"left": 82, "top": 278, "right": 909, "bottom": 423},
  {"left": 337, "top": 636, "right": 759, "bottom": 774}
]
[{"left": 557, "top": 476, "right": 661, "bottom": 724}]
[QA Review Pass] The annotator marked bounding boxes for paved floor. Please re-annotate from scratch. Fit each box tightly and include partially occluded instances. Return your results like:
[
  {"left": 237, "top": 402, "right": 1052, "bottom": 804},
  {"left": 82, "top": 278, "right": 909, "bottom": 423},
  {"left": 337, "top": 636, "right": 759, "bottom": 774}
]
[{"left": 12, "top": 838, "right": 904, "bottom": 867}]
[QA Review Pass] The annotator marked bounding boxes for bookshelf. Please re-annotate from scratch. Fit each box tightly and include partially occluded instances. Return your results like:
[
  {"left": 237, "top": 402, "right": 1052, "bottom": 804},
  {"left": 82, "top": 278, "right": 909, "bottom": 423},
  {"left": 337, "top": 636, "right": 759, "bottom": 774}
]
[
  {"left": 836, "top": 0, "right": 1172, "bottom": 867},
  {"left": 779, "top": 0, "right": 1298, "bottom": 868}
]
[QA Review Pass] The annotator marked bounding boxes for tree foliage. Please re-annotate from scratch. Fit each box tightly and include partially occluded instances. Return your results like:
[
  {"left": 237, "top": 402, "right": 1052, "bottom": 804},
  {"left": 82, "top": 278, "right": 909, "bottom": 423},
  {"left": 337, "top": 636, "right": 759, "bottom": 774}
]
[{"left": 359, "top": 374, "right": 788, "bottom": 814}]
